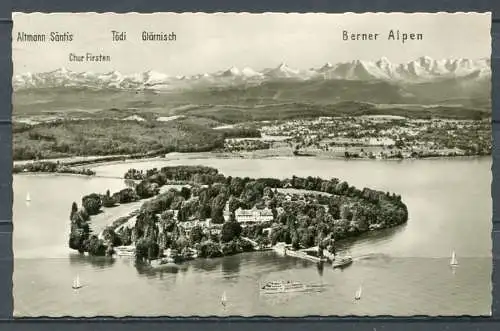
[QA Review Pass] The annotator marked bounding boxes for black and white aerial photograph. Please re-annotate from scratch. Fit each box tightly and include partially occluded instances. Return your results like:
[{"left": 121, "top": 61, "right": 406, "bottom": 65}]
[{"left": 12, "top": 12, "right": 492, "bottom": 317}]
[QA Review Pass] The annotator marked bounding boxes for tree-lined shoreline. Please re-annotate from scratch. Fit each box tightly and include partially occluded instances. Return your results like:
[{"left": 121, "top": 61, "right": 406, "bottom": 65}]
[
  {"left": 68, "top": 165, "right": 408, "bottom": 263},
  {"left": 13, "top": 118, "right": 262, "bottom": 161},
  {"left": 13, "top": 114, "right": 491, "bottom": 170}
]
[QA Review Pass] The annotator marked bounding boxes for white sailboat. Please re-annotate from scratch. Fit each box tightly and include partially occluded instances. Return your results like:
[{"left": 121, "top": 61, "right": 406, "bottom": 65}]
[
  {"left": 354, "top": 285, "right": 362, "bottom": 300},
  {"left": 450, "top": 250, "right": 458, "bottom": 267},
  {"left": 221, "top": 291, "right": 227, "bottom": 307},
  {"left": 25, "top": 192, "right": 31, "bottom": 202},
  {"left": 72, "top": 274, "right": 82, "bottom": 289}
]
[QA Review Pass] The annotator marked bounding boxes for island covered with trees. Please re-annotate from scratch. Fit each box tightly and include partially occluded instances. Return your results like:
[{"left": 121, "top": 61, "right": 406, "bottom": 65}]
[
  {"left": 13, "top": 160, "right": 96, "bottom": 176},
  {"left": 68, "top": 166, "right": 408, "bottom": 263}
]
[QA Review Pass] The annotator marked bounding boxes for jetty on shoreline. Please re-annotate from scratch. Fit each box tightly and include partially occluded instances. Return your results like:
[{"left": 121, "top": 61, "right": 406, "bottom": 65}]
[{"left": 272, "top": 243, "right": 336, "bottom": 263}]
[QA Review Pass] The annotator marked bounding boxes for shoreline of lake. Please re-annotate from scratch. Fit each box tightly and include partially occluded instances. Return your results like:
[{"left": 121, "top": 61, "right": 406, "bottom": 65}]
[
  {"left": 13, "top": 149, "right": 490, "bottom": 178},
  {"left": 66, "top": 162, "right": 410, "bottom": 264}
]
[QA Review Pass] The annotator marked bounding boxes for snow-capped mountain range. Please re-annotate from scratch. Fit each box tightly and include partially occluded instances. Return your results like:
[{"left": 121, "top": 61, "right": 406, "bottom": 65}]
[{"left": 13, "top": 56, "right": 491, "bottom": 90}]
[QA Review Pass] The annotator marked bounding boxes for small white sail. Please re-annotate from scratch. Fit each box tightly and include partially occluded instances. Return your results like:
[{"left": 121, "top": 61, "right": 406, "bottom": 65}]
[
  {"left": 450, "top": 250, "right": 458, "bottom": 266},
  {"left": 26, "top": 192, "right": 31, "bottom": 202},
  {"left": 355, "top": 285, "right": 362, "bottom": 300},
  {"left": 221, "top": 291, "right": 227, "bottom": 307},
  {"left": 72, "top": 275, "right": 81, "bottom": 289}
]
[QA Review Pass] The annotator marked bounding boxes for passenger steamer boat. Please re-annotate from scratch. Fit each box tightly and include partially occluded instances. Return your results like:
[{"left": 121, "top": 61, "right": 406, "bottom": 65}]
[{"left": 260, "top": 280, "right": 323, "bottom": 294}]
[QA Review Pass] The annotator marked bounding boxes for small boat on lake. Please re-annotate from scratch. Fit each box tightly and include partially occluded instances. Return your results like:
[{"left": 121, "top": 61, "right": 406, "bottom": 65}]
[
  {"left": 150, "top": 257, "right": 178, "bottom": 268},
  {"left": 354, "top": 284, "right": 362, "bottom": 300},
  {"left": 260, "top": 280, "right": 322, "bottom": 294},
  {"left": 221, "top": 291, "right": 227, "bottom": 307},
  {"left": 150, "top": 248, "right": 184, "bottom": 268},
  {"left": 183, "top": 248, "right": 198, "bottom": 261},
  {"left": 450, "top": 250, "right": 458, "bottom": 267},
  {"left": 72, "top": 275, "right": 82, "bottom": 290},
  {"left": 332, "top": 256, "right": 353, "bottom": 269},
  {"left": 26, "top": 192, "right": 31, "bottom": 202},
  {"left": 272, "top": 243, "right": 290, "bottom": 256}
]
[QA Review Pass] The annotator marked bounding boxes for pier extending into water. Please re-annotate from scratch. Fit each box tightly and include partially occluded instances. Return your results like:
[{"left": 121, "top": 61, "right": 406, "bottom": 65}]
[{"left": 273, "top": 243, "right": 335, "bottom": 263}]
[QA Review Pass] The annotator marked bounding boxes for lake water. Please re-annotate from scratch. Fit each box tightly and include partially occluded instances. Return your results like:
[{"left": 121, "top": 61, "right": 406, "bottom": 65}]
[{"left": 13, "top": 157, "right": 492, "bottom": 317}]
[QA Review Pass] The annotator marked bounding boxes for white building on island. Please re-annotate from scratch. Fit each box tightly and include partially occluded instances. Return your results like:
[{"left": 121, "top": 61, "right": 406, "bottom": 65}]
[
  {"left": 223, "top": 201, "right": 274, "bottom": 225},
  {"left": 236, "top": 207, "right": 274, "bottom": 225},
  {"left": 178, "top": 218, "right": 222, "bottom": 236}
]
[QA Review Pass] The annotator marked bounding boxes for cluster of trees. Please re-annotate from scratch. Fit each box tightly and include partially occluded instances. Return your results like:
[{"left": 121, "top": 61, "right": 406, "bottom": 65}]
[
  {"left": 224, "top": 139, "right": 270, "bottom": 152},
  {"left": 68, "top": 165, "right": 408, "bottom": 261},
  {"left": 12, "top": 161, "right": 95, "bottom": 175},
  {"left": 272, "top": 193, "right": 406, "bottom": 246},
  {"left": 218, "top": 127, "right": 262, "bottom": 139},
  {"left": 13, "top": 119, "right": 226, "bottom": 161},
  {"left": 66, "top": 167, "right": 218, "bottom": 256},
  {"left": 67, "top": 187, "right": 142, "bottom": 256},
  {"left": 343, "top": 150, "right": 404, "bottom": 160},
  {"left": 116, "top": 182, "right": 253, "bottom": 260},
  {"left": 128, "top": 209, "right": 254, "bottom": 261},
  {"left": 124, "top": 165, "right": 220, "bottom": 182},
  {"left": 419, "top": 124, "right": 491, "bottom": 156},
  {"left": 86, "top": 188, "right": 142, "bottom": 212},
  {"left": 68, "top": 201, "right": 109, "bottom": 256},
  {"left": 122, "top": 167, "right": 408, "bottom": 226}
]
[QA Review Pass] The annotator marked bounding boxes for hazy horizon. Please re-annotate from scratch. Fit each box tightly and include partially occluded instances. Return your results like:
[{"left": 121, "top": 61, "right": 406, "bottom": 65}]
[{"left": 12, "top": 12, "right": 491, "bottom": 75}]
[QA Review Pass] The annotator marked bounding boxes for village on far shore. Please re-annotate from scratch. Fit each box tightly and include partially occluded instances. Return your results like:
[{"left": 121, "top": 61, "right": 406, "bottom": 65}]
[
  {"left": 12, "top": 114, "right": 491, "bottom": 179},
  {"left": 222, "top": 115, "right": 491, "bottom": 159}
]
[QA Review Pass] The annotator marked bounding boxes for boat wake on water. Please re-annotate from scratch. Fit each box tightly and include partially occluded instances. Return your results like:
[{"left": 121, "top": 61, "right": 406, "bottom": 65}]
[
  {"left": 260, "top": 280, "right": 326, "bottom": 295},
  {"left": 352, "top": 253, "right": 393, "bottom": 263}
]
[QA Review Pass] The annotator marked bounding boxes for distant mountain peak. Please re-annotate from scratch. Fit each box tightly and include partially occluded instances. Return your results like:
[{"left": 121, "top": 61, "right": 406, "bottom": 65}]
[
  {"left": 377, "top": 57, "right": 391, "bottom": 65},
  {"left": 241, "top": 67, "right": 262, "bottom": 77},
  {"left": 13, "top": 56, "right": 491, "bottom": 91},
  {"left": 227, "top": 66, "right": 240, "bottom": 74},
  {"left": 419, "top": 55, "right": 433, "bottom": 62},
  {"left": 104, "top": 70, "right": 121, "bottom": 76},
  {"left": 53, "top": 67, "right": 70, "bottom": 73}
]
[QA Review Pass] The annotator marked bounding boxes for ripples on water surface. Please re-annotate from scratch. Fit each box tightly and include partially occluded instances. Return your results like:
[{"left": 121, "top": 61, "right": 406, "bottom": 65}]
[{"left": 13, "top": 157, "right": 492, "bottom": 316}]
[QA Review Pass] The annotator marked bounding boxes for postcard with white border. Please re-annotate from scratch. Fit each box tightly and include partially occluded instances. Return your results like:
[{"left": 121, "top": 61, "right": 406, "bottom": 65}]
[{"left": 12, "top": 12, "right": 492, "bottom": 317}]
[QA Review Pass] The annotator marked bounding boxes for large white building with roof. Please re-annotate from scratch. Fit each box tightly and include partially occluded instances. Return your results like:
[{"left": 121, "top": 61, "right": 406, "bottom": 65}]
[{"left": 223, "top": 201, "right": 274, "bottom": 225}]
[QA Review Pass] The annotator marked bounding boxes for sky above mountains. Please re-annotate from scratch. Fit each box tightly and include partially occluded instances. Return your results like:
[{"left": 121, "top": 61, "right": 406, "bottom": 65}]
[{"left": 12, "top": 12, "right": 491, "bottom": 76}]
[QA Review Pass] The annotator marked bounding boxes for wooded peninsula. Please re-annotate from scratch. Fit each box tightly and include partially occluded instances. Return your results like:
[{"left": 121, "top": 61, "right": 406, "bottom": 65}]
[{"left": 68, "top": 166, "right": 408, "bottom": 262}]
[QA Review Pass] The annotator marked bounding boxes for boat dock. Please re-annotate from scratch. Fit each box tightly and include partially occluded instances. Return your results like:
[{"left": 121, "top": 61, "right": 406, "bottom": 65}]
[
  {"left": 285, "top": 249, "right": 328, "bottom": 263},
  {"left": 241, "top": 237, "right": 273, "bottom": 251},
  {"left": 114, "top": 245, "right": 136, "bottom": 257},
  {"left": 273, "top": 243, "right": 332, "bottom": 263}
]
